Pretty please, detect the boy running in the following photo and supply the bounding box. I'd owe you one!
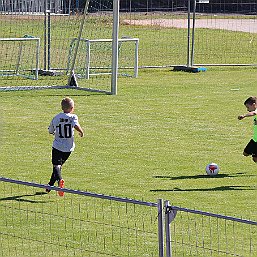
[238,96,257,163]
[46,97,84,196]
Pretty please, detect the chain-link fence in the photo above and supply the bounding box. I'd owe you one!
[1,0,257,92]
[1,177,257,257]
[0,177,163,257]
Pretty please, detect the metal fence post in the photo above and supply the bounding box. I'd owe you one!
[157,199,164,257]
[164,200,177,257]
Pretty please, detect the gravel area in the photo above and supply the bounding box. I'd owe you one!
[123,18,257,33]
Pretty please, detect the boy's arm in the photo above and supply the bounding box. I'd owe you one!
[238,111,257,120]
[75,124,84,137]
[48,120,55,134]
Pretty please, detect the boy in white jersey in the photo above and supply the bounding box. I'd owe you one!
[46,97,84,196]
[238,96,257,163]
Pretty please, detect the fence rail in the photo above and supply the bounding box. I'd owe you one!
[0,177,163,257]
[0,177,256,257]
[165,201,257,257]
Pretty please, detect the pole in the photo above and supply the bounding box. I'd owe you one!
[67,0,90,86]
[191,0,196,67]
[47,10,51,70]
[111,0,120,95]
[165,200,172,257]
[187,0,191,67]
[44,0,47,70]
[157,199,164,257]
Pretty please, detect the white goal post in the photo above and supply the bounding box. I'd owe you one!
[67,37,139,79]
[0,37,40,80]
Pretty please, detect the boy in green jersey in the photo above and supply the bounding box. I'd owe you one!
[238,96,257,163]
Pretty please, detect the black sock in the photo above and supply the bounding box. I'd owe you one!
[54,165,62,183]
[49,166,62,185]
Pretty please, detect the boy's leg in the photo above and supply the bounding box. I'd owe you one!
[47,148,62,193]
[53,165,62,182]
[48,165,61,185]
[250,139,257,163]
[51,148,66,182]
[53,165,66,196]
[46,166,59,193]
[244,139,257,163]
[47,165,63,194]
[54,152,70,183]
[48,148,71,195]
[56,152,71,197]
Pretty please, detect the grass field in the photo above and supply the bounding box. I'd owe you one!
[1,9,257,255]
[1,66,256,218]
[0,66,257,256]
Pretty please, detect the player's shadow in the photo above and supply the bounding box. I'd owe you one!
[0,192,48,203]
[151,173,256,192]
[150,185,255,192]
[153,172,253,180]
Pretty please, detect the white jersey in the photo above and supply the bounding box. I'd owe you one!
[48,112,80,152]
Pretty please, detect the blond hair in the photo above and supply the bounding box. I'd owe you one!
[61,97,74,111]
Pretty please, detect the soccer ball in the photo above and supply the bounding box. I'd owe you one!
[205,163,220,176]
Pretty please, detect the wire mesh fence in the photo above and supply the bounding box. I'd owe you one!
[119,0,257,67]
[165,203,257,257]
[0,177,162,257]
[1,177,257,257]
[1,0,257,92]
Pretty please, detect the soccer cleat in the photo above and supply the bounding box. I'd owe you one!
[58,179,65,197]
[45,184,51,193]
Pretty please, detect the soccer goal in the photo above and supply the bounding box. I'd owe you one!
[0,0,122,95]
[67,37,139,80]
[0,37,40,80]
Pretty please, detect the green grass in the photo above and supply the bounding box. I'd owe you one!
[1,67,256,217]
[1,11,257,255]
[0,66,257,256]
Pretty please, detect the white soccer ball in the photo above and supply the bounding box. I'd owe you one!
[205,163,220,176]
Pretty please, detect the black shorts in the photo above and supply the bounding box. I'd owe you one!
[244,139,257,157]
[52,147,71,165]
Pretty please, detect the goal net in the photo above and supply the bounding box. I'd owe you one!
[0,0,121,95]
[67,37,139,79]
[0,37,40,80]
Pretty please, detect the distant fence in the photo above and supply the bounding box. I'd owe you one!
[0,177,256,257]
[119,0,257,14]
[0,0,79,14]
[1,0,257,92]
[119,0,257,68]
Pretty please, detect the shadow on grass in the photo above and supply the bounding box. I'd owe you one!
[0,192,48,203]
[26,92,106,98]
[150,185,255,192]
[153,172,254,180]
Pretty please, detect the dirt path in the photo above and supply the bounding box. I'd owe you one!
[124,19,257,33]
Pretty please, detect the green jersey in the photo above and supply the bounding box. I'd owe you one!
[253,117,257,142]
